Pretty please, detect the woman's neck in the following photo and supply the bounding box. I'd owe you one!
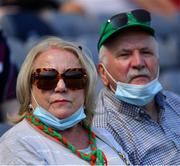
[27,119,89,149]
[59,123,89,149]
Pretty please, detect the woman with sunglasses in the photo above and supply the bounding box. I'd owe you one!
[0,37,130,165]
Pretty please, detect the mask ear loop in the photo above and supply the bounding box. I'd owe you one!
[100,63,118,93]
[30,91,39,111]
[30,90,52,111]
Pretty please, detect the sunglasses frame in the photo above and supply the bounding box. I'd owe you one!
[31,68,88,90]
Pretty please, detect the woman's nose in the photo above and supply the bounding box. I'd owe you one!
[54,79,67,92]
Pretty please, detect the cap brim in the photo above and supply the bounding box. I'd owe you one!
[98,23,155,51]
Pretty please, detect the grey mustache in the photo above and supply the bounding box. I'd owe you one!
[127,68,151,82]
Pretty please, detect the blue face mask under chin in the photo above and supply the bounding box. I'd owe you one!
[33,106,86,130]
[115,78,162,106]
[101,64,163,106]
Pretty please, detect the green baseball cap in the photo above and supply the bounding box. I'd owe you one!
[97,9,155,51]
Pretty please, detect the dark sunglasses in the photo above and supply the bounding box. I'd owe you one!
[101,9,151,36]
[31,68,87,90]
[110,9,150,28]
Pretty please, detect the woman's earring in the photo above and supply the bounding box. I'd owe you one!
[28,104,33,112]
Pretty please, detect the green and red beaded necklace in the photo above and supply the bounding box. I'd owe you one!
[25,113,108,166]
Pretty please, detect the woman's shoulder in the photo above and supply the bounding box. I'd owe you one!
[0,119,45,147]
[1,120,32,137]
[0,120,48,165]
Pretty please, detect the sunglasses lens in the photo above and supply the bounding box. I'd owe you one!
[63,70,87,90]
[32,68,87,90]
[110,10,150,29]
[36,70,59,90]
[111,13,128,28]
[132,9,151,22]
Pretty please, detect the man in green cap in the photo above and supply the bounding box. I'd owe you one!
[92,9,180,165]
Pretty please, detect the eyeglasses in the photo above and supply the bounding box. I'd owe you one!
[31,68,87,90]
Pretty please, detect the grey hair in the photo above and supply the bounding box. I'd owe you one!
[99,36,160,65]
[99,45,108,66]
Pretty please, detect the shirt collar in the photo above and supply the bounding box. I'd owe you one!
[103,87,166,120]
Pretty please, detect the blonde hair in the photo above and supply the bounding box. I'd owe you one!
[14,36,98,125]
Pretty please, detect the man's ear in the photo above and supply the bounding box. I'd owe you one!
[98,63,109,86]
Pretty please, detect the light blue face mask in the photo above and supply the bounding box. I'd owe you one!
[33,106,86,130]
[101,64,163,106]
[31,93,86,130]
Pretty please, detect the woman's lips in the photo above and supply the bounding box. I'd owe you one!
[51,99,70,105]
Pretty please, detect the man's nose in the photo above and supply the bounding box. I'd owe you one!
[131,50,145,69]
